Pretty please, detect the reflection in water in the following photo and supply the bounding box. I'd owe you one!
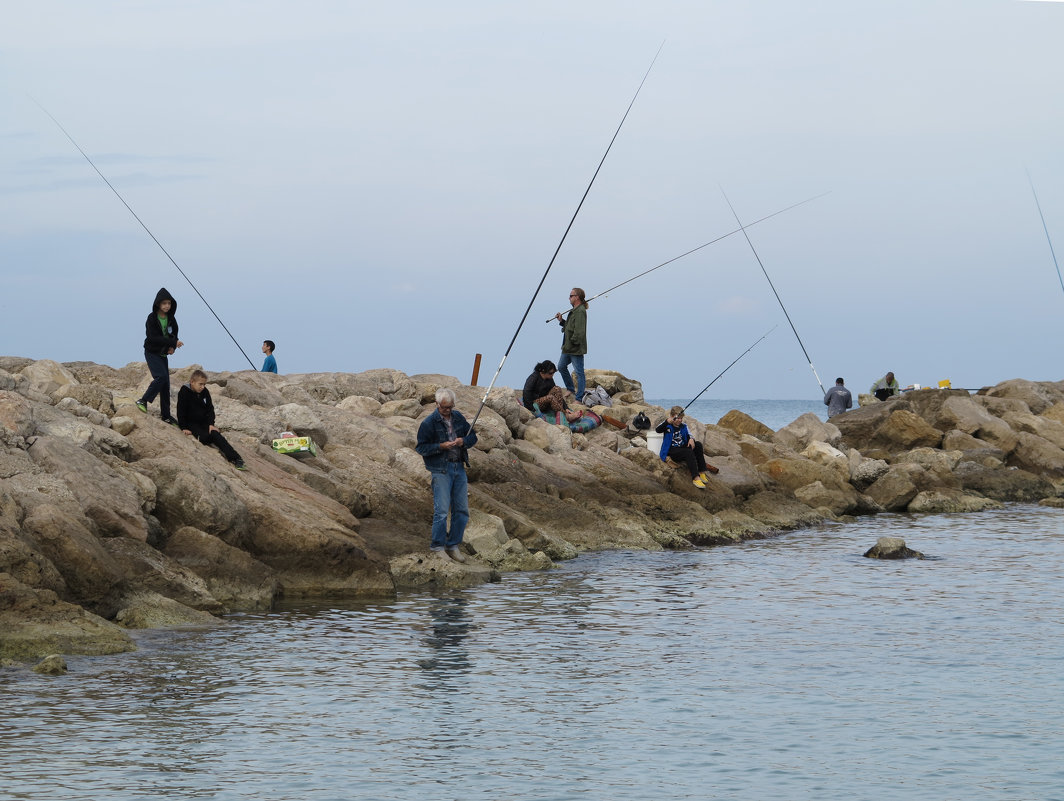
[2,506,1063,800]
[417,596,473,676]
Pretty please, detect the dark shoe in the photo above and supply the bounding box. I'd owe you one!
[233,460,246,471]
[446,547,467,563]
[135,401,148,413]
[161,416,179,427]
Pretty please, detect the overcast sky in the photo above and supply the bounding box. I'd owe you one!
[2,1,1061,399]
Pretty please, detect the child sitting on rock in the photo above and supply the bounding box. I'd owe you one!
[656,406,716,489]
[177,369,245,470]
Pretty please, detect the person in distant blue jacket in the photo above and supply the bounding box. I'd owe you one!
[261,340,277,373]
[823,377,852,418]
[415,388,478,562]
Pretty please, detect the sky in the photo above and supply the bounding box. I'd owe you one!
[2,0,1062,399]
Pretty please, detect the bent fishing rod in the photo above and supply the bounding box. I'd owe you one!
[467,42,664,429]
[1026,169,1064,298]
[720,187,826,397]
[32,98,258,370]
[683,325,777,411]
[545,192,829,323]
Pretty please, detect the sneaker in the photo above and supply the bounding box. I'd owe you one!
[445,547,467,563]
[233,460,247,471]
[692,477,707,489]
[699,471,712,482]
[135,401,147,413]
[161,416,179,427]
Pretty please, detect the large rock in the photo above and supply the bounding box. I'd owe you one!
[775,413,842,451]
[27,436,150,540]
[871,410,943,452]
[907,490,1002,514]
[864,465,923,511]
[863,537,924,559]
[163,526,279,611]
[979,379,1064,415]
[717,410,775,441]
[18,359,78,396]
[953,461,1055,502]
[0,573,135,659]
[1008,432,1064,478]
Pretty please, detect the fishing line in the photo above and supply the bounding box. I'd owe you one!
[1026,169,1064,298]
[720,187,826,397]
[544,192,829,323]
[468,42,664,428]
[683,325,776,411]
[31,98,258,370]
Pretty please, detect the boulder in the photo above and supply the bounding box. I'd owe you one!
[114,591,220,629]
[717,410,775,441]
[872,410,943,451]
[863,537,924,559]
[18,359,78,396]
[163,526,279,611]
[388,551,497,589]
[27,436,149,541]
[907,490,1002,514]
[100,537,225,613]
[864,465,923,511]
[1008,432,1064,478]
[953,462,1056,502]
[0,573,135,659]
[775,413,842,451]
[32,654,68,674]
[979,379,1064,415]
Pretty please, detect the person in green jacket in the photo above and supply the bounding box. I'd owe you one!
[870,371,900,401]
[554,287,588,400]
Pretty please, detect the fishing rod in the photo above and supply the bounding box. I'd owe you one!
[720,187,826,397]
[32,98,258,371]
[544,192,829,323]
[468,43,664,429]
[1026,169,1064,298]
[683,325,777,411]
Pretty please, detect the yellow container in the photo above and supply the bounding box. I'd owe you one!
[938,379,951,389]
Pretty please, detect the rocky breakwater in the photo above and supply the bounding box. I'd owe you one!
[2,356,1062,662]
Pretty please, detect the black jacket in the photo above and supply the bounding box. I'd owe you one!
[522,371,558,410]
[143,287,179,355]
[177,384,215,433]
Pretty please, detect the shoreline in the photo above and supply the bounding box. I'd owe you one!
[2,356,1063,666]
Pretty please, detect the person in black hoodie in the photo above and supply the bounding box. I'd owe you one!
[177,370,245,469]
[136,287,183,423]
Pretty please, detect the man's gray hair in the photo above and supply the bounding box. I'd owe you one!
[435,388,456,405]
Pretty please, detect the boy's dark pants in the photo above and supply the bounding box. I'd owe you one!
[189,426,242,464]
[667,442,708,479]
[141,351,171,418]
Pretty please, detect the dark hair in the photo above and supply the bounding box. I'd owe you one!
[535,360,557,373]
[190,369,208,381]
[836,377,845,385]
[263,340,276,352]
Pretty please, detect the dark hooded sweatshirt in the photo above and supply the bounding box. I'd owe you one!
[177,383,216,435]
[144,287,179,356]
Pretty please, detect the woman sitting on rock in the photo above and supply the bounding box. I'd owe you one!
[522,360,581,423]
[656,406,716,489]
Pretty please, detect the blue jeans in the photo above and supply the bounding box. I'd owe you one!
[557,353,585,398]
[430,462,469,549]
[141,351,171,418]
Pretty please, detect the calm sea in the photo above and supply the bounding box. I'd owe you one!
[3,506,1062,801]
[649,398,825,431]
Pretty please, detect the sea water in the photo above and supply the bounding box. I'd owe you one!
[3,506,1063,801]
[649,397,825,430]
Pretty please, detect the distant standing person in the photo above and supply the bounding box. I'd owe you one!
[135,287,183,424]
[415,388,478,563]
[261,340,277,373]
[656,406,717,489]
[824,377,852,417]
[554,287,588,401]
[177,370,245,469]
[870,372,900,402]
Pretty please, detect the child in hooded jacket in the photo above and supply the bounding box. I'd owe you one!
[656,406,717,489]
[136,287,183,423]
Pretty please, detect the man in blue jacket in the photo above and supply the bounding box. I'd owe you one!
[415,388,478,562]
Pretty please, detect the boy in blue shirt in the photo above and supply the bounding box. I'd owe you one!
[261,340,277,373]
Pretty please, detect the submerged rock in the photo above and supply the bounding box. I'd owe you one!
[863,537,925,560]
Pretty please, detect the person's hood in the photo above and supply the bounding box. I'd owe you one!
[152,287,177,315]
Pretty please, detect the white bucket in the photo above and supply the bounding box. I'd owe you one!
[646,430,663,453]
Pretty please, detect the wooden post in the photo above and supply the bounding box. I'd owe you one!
[470,353,482,386]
